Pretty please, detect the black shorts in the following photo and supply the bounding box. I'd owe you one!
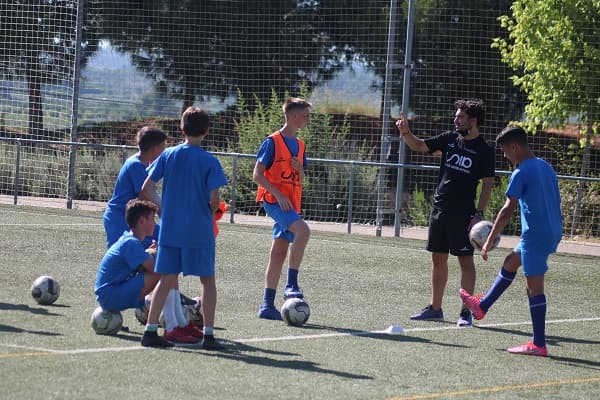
[426,207,474,256]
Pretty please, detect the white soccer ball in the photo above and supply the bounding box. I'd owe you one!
[183,296,203,327]
[91,307,123,335]
[134,295,152,325]
[31,275,60,305]
[281,298,310,326]
[469,220,500,251]
[134,295,165,327]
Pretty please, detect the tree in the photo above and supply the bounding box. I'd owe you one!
[493,0,600,133]
[92,0,363,112]
[493,0,600,234]
[0,1,99,139]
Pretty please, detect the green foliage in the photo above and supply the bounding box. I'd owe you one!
[231,85,375,220]
[0,143,68,197]
[493,0,600,131]
[484,175,521,236]
[559,178,600,237]
[407,185,431,226]
[0,142,121,202]
[74,147,125,201]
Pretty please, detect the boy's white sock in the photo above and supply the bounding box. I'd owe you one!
[163,290,179,332]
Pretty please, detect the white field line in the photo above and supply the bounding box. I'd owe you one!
[236,316,600,343]
[1,316,599,356]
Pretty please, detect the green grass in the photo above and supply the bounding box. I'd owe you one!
[1,204,599,399]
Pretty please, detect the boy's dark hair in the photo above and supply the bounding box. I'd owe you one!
[283,97,312,114]
[125,199,158,229]
[180,106,211,137]
[455,99,485,125]
[496,125,529,147]
[136,126,167,152]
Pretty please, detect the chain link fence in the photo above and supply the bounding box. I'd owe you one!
[1,1,599,238]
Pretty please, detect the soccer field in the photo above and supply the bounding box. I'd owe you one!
[1,204,599,400]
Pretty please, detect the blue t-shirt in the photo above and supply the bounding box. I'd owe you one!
[94,231,151,293]
[147,143,228,248]
[256,134,308,169]
[106,153,147,213]
[103,153,148,247]
[507,157,562,251]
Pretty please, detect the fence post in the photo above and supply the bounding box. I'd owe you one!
[394,0,416,237]
[376,0,400,237]
[347,161,355,234]
[65,0,85,209]
[230,153,238,224]
[13,139,21,205]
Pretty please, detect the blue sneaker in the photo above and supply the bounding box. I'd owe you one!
[410,305,444,321]
[456,308,472,327]
[257,304,282,320]
[283,286,304,300]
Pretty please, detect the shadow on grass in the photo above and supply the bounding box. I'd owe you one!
[0,323,62,336]
[298,323,469,348]
[175,340,374,380]
[0,302,64,316]
[477,325,600,346]
[478,325,600,369]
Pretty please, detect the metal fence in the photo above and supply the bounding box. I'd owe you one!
[1,136,599,239]
[1,1,599,238]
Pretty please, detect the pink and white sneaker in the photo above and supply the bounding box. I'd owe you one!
[507,341,548,357]
[459,288,486,320]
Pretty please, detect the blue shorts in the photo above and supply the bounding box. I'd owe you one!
[515,241,553,276]
[155,245,215,277]
[263,201,302,242]
[96,273,145,311]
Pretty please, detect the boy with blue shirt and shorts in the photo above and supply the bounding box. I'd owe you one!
[460,126,562,357]
[103,126,167,248]
[253,97,311,320]
[140,107,228,349]
[95,200,161,313]
[95,200,202,341]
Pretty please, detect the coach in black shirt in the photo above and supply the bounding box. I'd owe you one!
[396,99,495,327]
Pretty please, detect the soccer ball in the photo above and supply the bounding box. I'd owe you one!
[134,295,152,325]
[469,220,500,251]
[281,298,310,326]
[91,307,123,335]
[183,296,203,327]
[31,275,60,305]
[134,296,165,327]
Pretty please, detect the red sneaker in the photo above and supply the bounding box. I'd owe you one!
[181,322,203,338]
[164,327,199,344]
[507,341,548,357]
[459,288,486,320]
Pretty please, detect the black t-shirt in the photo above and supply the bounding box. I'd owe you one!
[425,131,495,211]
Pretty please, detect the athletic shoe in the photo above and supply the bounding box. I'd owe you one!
[257,304,283,320]
[164,327,199,344]
[283,285,304,299]
[456,308,473,327]
[201,335,223,351]
[459,288,486,320]
[181,322,203,338]
[410,305,444,321]
[141,331,174,348]
[507,341,548,357]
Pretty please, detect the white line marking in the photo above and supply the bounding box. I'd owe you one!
[1,317,598,355]
[234,316,600,343]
